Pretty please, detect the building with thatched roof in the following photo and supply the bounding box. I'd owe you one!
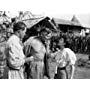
[51,16,84,36]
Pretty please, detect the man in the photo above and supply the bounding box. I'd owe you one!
[7,22,33,79]
[24,30,46,79]
[23,27,52,79]
[53,38,77,79]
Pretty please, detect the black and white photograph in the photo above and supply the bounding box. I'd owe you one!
[0,11,90,79]
[0,0,90,81]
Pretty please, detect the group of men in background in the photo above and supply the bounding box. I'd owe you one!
[60,32,90,54]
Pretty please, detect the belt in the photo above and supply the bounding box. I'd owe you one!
[58,67,66,70]
[7,63,20,71]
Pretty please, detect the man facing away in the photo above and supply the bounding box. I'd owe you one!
[6,22,34,79]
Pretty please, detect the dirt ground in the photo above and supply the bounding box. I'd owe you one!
[1,53,90,79]
[48,53,90,79]
[74,67,90,79]
[73,53,90,79]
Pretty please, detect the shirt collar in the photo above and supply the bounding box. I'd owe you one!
[13,34,20,42]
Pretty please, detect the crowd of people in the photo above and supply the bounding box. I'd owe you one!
[52,33,90,54]
[59,32,90,54]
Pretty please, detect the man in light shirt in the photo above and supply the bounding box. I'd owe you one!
[53,38,77,79]
[7,22,33,79]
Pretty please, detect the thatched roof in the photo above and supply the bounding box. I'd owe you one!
[73,15,90,29]
[22,16,50,28]
[15,11,51,28]
[52,18,72,25]
[52,17,82,27]
[0,15,11,24]
[15,11,57,32]
[71,15,82,26]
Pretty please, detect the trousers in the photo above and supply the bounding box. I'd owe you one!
[28,60,44,79]
[8,67,24,79]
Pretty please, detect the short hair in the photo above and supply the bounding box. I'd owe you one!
[13,22,26,32]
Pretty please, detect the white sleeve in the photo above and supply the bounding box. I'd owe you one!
[8,40,25,69]
[68,51,77,65]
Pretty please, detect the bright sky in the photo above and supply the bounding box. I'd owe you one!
[0,0,90,17]
[0,0,90,27]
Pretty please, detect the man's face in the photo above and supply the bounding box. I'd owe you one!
[20,27,27,39]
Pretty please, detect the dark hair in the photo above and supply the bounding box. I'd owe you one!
[13,22,26,32]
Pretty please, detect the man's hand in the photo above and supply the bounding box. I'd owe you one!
[25,56,34,63]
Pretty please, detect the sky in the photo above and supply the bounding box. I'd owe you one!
[0,0,90,17]
[0,0,90,27]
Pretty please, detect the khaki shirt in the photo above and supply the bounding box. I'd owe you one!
[24,36,46,60]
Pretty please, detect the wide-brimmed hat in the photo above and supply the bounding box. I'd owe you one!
[58,38,65,46]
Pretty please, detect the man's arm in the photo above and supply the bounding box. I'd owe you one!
[25,56,34,63]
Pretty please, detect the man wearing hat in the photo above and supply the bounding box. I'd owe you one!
[52,38,77,79]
